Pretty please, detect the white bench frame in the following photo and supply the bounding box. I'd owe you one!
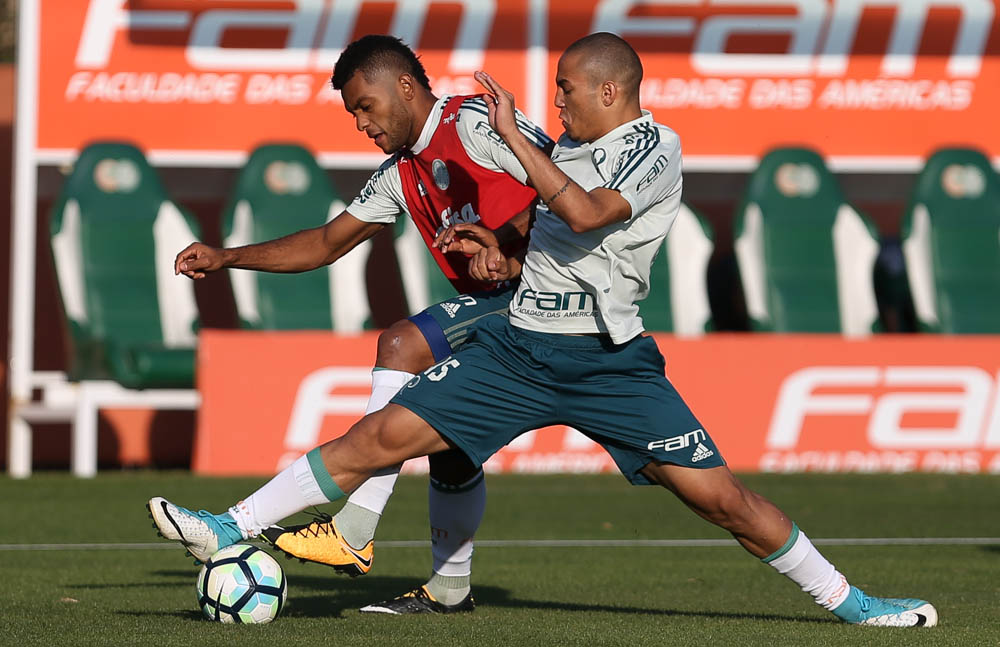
[8,371,200,478]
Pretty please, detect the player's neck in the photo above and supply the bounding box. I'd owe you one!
[587,105,644,143]
[405,90,440,148]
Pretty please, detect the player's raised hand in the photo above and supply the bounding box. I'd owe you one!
[174,242,224,279]
[474,71,518,141]
[434,223,500,255]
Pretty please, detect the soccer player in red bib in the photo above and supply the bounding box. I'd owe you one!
[171,35,552,613]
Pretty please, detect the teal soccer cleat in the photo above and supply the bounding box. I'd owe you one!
[147,497,244,562]
[832,586,938,627]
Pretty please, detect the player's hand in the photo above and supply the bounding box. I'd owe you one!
[174,242,224,279]
[474,71,518,142]
[434,223,500,255]
[468,246,518,282]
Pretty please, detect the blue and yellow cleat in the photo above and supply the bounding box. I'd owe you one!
[147,497,244,563]
[832,586,937,627]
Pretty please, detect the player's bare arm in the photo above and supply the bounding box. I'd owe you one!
[474,71,630,234]
[174,211,384,279]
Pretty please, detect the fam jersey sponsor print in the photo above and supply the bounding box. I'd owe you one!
[347,95,551,294]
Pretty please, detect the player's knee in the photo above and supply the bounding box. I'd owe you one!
[428,450,480,486]
[375,319,435,373]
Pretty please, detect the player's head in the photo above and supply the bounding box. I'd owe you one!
[332,35,434,154]
[555,33,643,142]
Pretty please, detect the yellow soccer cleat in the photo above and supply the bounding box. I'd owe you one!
[260,514,373,577]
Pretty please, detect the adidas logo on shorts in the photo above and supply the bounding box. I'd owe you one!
[440,302,461,319]
[691,443,715,463]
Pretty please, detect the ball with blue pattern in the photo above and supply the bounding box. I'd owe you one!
[196,544,287,623]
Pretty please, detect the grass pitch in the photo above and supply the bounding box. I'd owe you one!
[1,472,998,646]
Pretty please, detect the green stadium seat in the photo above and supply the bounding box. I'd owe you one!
[50,142,201,388]
[733,148,881,336]
[902,148,1000,333]
[640,202,714,335]
[222,144,371,331]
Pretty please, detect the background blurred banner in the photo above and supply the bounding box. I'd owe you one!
[193,330,1000,476]
[35,0,1000,167]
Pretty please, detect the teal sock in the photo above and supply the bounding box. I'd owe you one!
[306,447,346,501]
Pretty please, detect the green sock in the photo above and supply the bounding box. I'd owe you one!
[426,572,471,607]
[333,502,381,549]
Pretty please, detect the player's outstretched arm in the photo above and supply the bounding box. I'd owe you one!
[174,211,384,279]
[474,71,630,233]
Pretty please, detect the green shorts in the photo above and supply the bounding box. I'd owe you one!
[408,283,516,361]
[392,314,726,485]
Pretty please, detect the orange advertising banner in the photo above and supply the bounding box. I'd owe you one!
[34,1,1000,166]
[193,330,1000,476]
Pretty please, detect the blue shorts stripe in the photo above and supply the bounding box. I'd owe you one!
[409,310,453,362]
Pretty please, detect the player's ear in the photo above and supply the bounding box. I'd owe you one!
[601,81,617,107]
[398,73,416,101]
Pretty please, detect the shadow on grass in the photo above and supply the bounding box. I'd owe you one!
[117,571,832,625]
[117,609,204,621]
[109,572,832,624]
[68,569,194,590]
[479,593,833,625]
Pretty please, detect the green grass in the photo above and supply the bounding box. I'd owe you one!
[1,473,998,646]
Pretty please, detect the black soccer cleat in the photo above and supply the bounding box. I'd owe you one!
[359,585,475,615]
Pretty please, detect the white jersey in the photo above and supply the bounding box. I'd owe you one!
[509,111,683,344]
[347,95,547,225]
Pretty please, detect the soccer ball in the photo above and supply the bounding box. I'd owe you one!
[196,544,287,623]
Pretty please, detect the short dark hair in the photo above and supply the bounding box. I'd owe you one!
[331,35,432,91]
[565,32,643,98]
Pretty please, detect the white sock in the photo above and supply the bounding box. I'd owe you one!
[229,450,343,538]
[424,470,486,606]
[341,369,414,515]
[763,524,852,611]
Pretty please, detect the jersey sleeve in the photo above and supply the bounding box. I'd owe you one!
[603,128,682,221]
[346,157,407,224]
[457,97,552,185]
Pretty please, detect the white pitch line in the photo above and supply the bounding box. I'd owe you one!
[0,538,998,551]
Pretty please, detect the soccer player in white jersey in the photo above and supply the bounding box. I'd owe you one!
[153,33,936,627]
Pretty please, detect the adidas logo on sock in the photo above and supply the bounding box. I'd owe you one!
[440,302,461,319]
[691,443,715,463]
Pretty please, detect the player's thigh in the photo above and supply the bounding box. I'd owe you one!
[566,336,726,485]
[391,314,558,470]
[408,282,516,363]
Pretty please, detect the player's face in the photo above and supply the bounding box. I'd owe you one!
[341,71,413,154]
[554,51,603,143]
